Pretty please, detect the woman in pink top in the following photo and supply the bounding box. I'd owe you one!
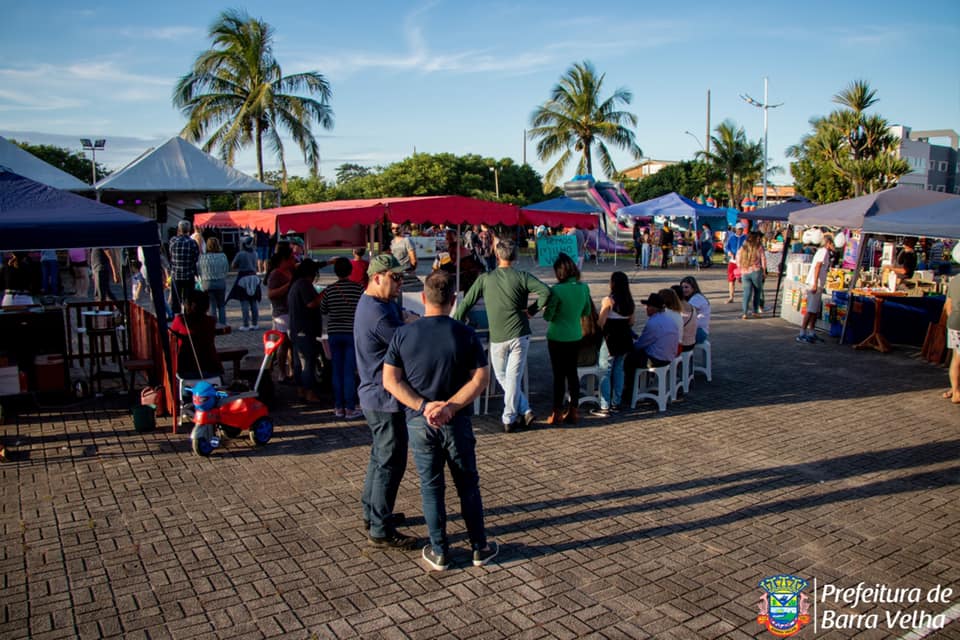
[68,248,90,298]
[736,231,767,319]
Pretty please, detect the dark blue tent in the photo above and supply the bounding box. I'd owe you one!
[520,197,600,229]
[741,196,814,222]
[0,169,171,398]
[523,196,600,214]
[0,169,160,249]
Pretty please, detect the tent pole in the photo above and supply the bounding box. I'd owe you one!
[771,224,792,318]
[455,223,461,300]
[840,232,868,345]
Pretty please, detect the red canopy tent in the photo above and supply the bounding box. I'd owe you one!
[194,195,525,233]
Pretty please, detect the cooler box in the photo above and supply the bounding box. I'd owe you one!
[34,355,65,392]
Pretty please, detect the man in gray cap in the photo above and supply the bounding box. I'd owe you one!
[354,254,418,549]
[169,220,200,314]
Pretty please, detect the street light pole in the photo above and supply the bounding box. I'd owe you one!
[80,138,106,186]
[489,165,500,199]
[740,78,782,208]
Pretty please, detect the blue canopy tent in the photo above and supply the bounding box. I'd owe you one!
[617,192,728,267]
[0,169,170,402]
[521,197,602,263]
[860,197,960,239]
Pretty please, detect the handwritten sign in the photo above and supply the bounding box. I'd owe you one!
[537,235,579,267]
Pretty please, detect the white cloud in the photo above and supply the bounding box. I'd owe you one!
[113,25,204,41]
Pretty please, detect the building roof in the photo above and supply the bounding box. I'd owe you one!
[95,136,275,194]
[0,136,91,191]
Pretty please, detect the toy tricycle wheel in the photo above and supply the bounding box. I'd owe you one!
[249,417,273,446]
[191,424,216,457]
[220,426,241,439]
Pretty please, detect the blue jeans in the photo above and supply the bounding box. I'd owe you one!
[207,287,227,325]
[361,409,408,538]
[742,270,763,316]
[240,299,259,327]
[408,415,486,555]
[597,341,625,410]
[292,333,317,392]
[489,336,530,425]
[41,259,59,294]
[641,244,651,269]
[328,333,357,410]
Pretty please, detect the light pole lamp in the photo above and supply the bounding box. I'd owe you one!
[740,78,782,208]
[489,165,500,199]
[80,138,106,186]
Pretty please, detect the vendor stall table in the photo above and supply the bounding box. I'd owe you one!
[851,290,908,353]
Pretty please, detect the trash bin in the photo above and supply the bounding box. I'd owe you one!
[132,405,156,432]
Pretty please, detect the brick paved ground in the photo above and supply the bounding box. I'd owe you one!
[2,260,958,639]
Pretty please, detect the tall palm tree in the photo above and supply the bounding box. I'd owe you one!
[173,9,334,188]
[529,61,642,191]
[699,120,779,207]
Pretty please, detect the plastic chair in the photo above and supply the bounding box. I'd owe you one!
[693,340,712,382]
[668,351,696,401]
[631,364,670,412]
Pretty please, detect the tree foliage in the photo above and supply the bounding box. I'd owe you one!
[173,9,334,186]
[787,80,909,201]
[529,60,643,192]
[206,152,548,209]
[12,141,109,184]
[623,161,712,203]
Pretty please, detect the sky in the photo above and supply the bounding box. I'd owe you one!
[2,0,959,187]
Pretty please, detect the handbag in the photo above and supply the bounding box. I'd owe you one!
[140,386,168,417]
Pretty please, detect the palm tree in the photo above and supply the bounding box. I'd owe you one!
[699,120,779,208]
[173,9,333,189]
[529,61,642,191]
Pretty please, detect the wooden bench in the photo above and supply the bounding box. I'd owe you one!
[216,348,248,381]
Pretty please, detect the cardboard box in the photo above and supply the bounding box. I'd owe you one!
[0,366,20,395]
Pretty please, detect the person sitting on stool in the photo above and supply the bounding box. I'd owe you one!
[623,292,680,406]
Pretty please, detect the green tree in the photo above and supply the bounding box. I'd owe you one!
[335,163,372,184]
[788,80,909,200]
[624,161,712,203]
[173,8,334,189]
[528,60,642,191]
[13,141,109,185]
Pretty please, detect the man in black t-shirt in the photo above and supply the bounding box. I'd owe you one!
[383,271,499,571]
[894,237,919,282]
[287,259,323,402]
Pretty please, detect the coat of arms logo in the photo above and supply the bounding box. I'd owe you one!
[758,574,811,637]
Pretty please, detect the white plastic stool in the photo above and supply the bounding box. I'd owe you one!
[631,364,670,412]
[668,356,684,402]
[693,340,712,382]
[679,350,695,396]
[564,364,603,407]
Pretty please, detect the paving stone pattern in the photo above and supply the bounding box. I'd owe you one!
[2,261,959,639]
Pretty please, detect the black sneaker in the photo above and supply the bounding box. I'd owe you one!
[609,404,621,413]
[422,545,449,571]
[368,531,418,550]
[472,541,499,567]
[502,421,512,433]
[523,411,535,427]
[363,512,406,531]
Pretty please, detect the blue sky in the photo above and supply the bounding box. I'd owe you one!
[2,0,959,187]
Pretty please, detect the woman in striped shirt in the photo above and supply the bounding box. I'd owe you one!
[319,258,364,419]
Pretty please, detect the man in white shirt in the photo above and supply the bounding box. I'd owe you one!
[797,233,834,344]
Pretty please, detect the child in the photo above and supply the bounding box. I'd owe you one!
[129,259,148,305]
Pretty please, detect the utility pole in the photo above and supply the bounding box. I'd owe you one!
[740,78,783,208]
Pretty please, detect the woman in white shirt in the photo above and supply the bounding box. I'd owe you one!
[680,276,711,344]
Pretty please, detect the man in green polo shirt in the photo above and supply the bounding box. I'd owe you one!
[454,238,551,432]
